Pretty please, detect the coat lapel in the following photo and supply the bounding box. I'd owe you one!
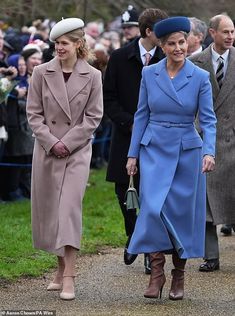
[192,46,220,105]
[66,59,91,103]
[150,46,165,65]
[173,60,192,92]
[154,59,192,106]
[214,48,235,110]
[44,58,71,119]
[154,59,181,105]
[127,38,143,65]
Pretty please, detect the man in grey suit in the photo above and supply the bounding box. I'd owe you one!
[190,14,235,271]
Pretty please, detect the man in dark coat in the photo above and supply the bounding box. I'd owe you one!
[103,8,168,273]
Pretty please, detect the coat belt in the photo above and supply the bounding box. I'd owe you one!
[149,121,194,128]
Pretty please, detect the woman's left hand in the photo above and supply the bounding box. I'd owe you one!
[202,155,215,173]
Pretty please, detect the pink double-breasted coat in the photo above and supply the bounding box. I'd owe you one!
[26,57,103,256]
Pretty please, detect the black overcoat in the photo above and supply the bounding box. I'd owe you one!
[103,37,164,184]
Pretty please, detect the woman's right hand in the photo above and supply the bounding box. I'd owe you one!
[126,157,138,176]
[202,155,215,173]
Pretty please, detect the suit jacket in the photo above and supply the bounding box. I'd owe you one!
[103,37,165,184]
[27,57,103,255]
[190,45,235,224]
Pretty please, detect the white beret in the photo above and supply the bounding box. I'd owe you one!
[22,43,42,52]
[49,18,84,42]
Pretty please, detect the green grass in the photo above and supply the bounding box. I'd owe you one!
[0,168,125,280]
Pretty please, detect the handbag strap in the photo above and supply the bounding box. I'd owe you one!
[129,175,134,189]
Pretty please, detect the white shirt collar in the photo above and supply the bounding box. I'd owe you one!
[211,45,229,64]
[138,39,156,65]
[189,46,203,56]
[211,45,230,75]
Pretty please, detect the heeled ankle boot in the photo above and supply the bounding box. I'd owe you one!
[144,252,166,299]
[169,252,186,300]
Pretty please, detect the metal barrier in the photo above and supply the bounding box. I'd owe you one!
[0,136,111,168]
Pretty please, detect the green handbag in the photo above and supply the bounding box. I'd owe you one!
[124,175,140,210]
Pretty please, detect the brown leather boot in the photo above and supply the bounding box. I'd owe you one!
[144,252,166,299]
[169,252,186,300]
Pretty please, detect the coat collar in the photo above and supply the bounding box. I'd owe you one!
[127,37,165,65]
[154,58,194,106]
[127,37,143,64]
[44,57,91,119]
[215,47,235,110]
[191,45,220,101]
[194,45,235,110]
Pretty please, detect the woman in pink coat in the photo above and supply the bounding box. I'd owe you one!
[26,18,103,300]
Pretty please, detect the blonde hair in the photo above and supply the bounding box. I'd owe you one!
[65,28,94,60]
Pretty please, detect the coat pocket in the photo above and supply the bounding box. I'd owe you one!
[182,137,202,150]
[79,89,88,95]
[140,129,152,146]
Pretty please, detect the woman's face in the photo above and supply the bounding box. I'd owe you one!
[27,52,42,74]
[18,57,27,76]
[162,32,188,64]
[55,35,79,61]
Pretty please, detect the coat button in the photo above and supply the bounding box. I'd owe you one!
[67,122,71,126]
[51,120,56,124]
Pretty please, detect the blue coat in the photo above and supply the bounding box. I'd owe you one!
[127,58,217,259]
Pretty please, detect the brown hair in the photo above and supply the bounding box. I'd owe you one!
[138,8,168,38]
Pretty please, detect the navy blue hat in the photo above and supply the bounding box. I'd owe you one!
[121,5,139,27]
[154,16,191,38]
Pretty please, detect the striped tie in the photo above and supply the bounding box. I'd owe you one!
[216,56,224,88]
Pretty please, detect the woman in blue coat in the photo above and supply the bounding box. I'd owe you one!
[126,17,216,301]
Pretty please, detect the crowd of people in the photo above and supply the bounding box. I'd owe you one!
[0,4,235,302]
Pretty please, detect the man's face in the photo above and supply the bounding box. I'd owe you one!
[122,25,140,41]
[210,17,235,54]
[187,31,202,55]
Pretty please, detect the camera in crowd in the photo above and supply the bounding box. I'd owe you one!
[3,70,14,76]
[0,67,14,77]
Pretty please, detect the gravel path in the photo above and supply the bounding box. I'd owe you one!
[1,233,234,316]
